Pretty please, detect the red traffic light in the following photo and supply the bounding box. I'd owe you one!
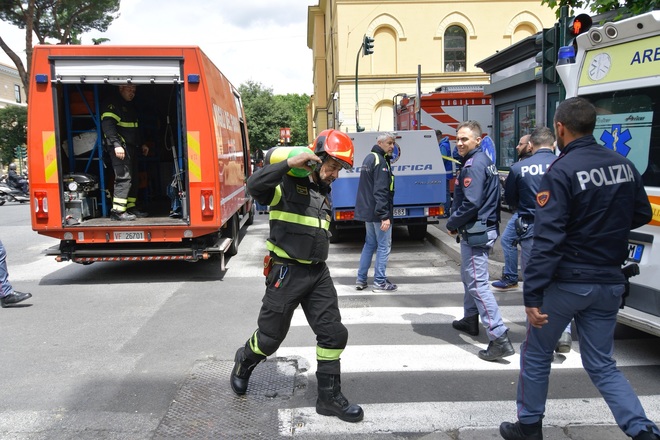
[569,14,592,36]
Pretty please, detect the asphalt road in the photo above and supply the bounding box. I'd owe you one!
[1,203,658,439]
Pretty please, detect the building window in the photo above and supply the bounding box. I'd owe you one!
[14,85,21,103]
[444,26,466,72]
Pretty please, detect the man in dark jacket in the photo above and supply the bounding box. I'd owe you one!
[7,163,28,194]
[447,120,513,362]
[354,132,397,292]
[230,129,364,423]
[101,84,150,221]
[500,98,658,440]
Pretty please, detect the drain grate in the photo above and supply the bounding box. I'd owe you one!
[154,358,302,439]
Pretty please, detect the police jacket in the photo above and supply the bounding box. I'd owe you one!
[101,94,142,149]
[504,149,556,219]
[247,160,331,263]
[523,135,653,308]
[446,146,500,232]
[354,145,394,222]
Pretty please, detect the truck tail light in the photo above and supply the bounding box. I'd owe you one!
[427,206,443,217]
[34,191,49,219]
[334,210,354,221]
[201,190,214,217]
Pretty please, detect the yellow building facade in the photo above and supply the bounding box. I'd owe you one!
[307,0,556,138]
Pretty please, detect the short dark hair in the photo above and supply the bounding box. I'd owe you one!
[529,126,554,148]
[554,97,596,136]
[456,120,482,139]
[435,129,443,137]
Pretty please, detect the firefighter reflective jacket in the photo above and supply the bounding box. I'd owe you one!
[247,160,331,263]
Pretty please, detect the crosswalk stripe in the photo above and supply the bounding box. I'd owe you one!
[289,305,529,326]
[275,340,660,374]
[277,396,660,436]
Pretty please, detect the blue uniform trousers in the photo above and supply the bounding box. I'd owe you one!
[500,213,519,283]
[460,230,508,340]
[516,281,658,437]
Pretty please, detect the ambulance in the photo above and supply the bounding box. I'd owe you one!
[27,45,254,269]
[556,11,660,336]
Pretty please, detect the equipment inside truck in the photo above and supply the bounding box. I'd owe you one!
[56,81,186,225]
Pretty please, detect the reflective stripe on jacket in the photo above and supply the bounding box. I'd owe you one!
[248,160,331,263]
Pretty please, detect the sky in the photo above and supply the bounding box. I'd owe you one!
[0,0,318,95]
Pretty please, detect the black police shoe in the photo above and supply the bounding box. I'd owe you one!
[452,314,479,336]
[634,426,660,440]
[500,420,543,440]
[478,332,515,361]
[0,291,32,308]
[110,210,137,221]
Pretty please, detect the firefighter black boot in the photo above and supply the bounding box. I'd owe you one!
[315,372,364,423]
[230,345,263,395]
[499,420,543,440]
[452,313,479,336]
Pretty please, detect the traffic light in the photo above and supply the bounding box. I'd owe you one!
[362,35,374,56]
[535,25,559,84]
[14,145,27,159]
[564,14,592,51]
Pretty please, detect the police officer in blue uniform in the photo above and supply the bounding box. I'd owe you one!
[230,129,364,423]
[504,127,556,274]
[500,98,659,440]
[504,127,573,353]
[447,120,514,361]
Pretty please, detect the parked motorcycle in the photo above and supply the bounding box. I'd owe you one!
[0,178,29,204]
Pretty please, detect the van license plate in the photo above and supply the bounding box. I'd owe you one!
[113,231,145,241]
[393,208,406,217]
[627,243,644,263]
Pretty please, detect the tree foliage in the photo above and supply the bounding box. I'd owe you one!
[542,0,659,17]
[0,105,27,167]
[0,0,120,97]
[238,80,309,157]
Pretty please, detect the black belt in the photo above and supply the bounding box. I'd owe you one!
[270,254,320,266]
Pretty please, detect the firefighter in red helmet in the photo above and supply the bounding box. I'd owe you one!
[231,129,363,423]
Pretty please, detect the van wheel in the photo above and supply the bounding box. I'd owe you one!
[407,224,427,241]
[225,214,240,256]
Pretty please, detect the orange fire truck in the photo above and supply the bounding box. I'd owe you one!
[394,86,492,140]
[27,45,254,269]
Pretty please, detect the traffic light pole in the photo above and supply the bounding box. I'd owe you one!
[355,41,364,132]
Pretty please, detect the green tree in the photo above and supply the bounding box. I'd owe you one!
[239,80,309,156]
[542,0,658,16]
[0,0,120,98]
[274,93,310,146]
[0,106,28,167]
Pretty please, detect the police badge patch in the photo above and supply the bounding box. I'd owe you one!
[463,177,472,188]
[537,190,550,207]
[296,185,309,196]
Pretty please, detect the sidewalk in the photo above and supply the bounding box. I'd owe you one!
[428,209,514,280]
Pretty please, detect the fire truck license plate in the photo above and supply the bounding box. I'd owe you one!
[627,243,644,263]
[393,208,406,217]
[113,231,145,241]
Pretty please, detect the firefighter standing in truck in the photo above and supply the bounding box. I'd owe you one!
[230,129,364,423]
[101,84,150,221]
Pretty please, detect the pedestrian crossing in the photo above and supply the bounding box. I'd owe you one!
[268,237,660,437]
